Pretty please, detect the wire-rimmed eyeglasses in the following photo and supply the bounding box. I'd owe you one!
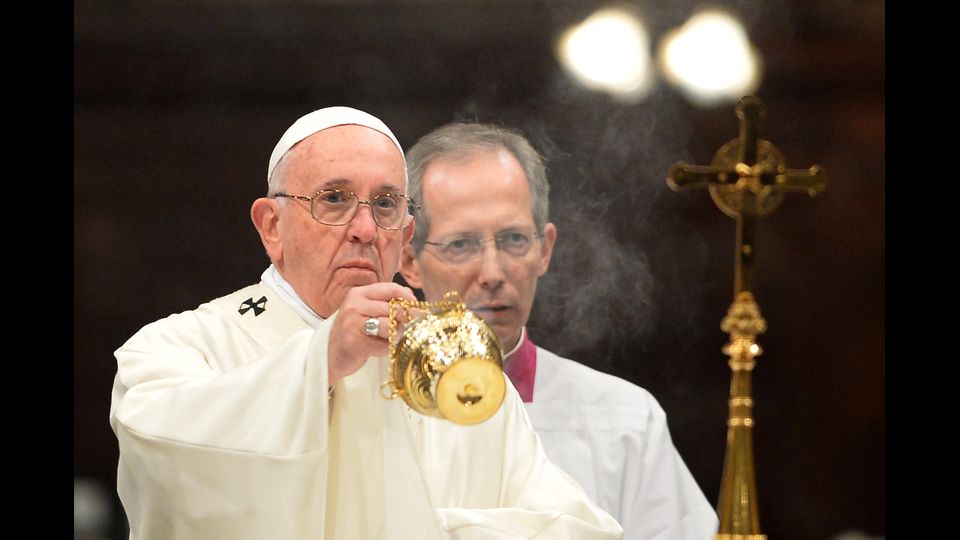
[273,189,419,230]
[423,228,542,265]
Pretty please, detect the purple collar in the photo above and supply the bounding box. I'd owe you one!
[503,331,537,403]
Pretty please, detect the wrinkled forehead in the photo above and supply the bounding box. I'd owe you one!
[268,106,405,185]
[283,129,408,195]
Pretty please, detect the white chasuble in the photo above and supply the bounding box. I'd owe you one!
[523,347,718,540]
[111,283,622,539]
[325,349,445,540]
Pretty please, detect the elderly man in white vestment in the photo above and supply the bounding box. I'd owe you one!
[399,122,719,540]
[109,107,624,540]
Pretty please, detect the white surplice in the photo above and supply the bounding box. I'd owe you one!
[513,336,718,540]
[109,281,622,540]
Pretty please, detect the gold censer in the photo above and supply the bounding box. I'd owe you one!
[381,292,506,425]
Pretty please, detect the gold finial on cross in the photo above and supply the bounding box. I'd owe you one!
[666,96,827,540]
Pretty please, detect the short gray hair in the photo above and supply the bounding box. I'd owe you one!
[406,122,549,252]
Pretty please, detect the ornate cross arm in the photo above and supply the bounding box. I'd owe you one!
[772,165,827,197]
[668,162,826,196]
[667,163,745,190]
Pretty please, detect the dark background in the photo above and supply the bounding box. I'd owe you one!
[74,1,883,538]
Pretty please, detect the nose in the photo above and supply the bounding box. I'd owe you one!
[476,242,506,290]
[347,203,378,244]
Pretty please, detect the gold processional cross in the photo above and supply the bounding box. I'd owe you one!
[667,96,827,539]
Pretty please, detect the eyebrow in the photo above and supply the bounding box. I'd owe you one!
[439,227,533,239]
[313,178,405,194]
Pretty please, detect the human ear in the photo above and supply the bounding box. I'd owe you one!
[537,222,557,277]
[251,198,282,264]
[399,244,424,289]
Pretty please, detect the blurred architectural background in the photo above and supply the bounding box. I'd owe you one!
[75,1,883,538]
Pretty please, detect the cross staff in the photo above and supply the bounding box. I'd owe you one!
[667,96,827,296]
[666,96,827,539]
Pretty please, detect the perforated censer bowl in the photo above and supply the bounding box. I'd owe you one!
[391,307,505,425]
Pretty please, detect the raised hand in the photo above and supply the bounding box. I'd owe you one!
[327,282,418,387]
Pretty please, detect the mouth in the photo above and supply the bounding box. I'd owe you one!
[339,260,378,274]
[469,304,512,318]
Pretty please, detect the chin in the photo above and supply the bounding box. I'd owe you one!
[341,271,380,287]
[491,325,521,350]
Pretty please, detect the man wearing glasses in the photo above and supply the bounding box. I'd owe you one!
[109,107,622,539]
[399,122,718,540]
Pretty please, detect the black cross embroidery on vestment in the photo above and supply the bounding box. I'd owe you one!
[239,296,268,316]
